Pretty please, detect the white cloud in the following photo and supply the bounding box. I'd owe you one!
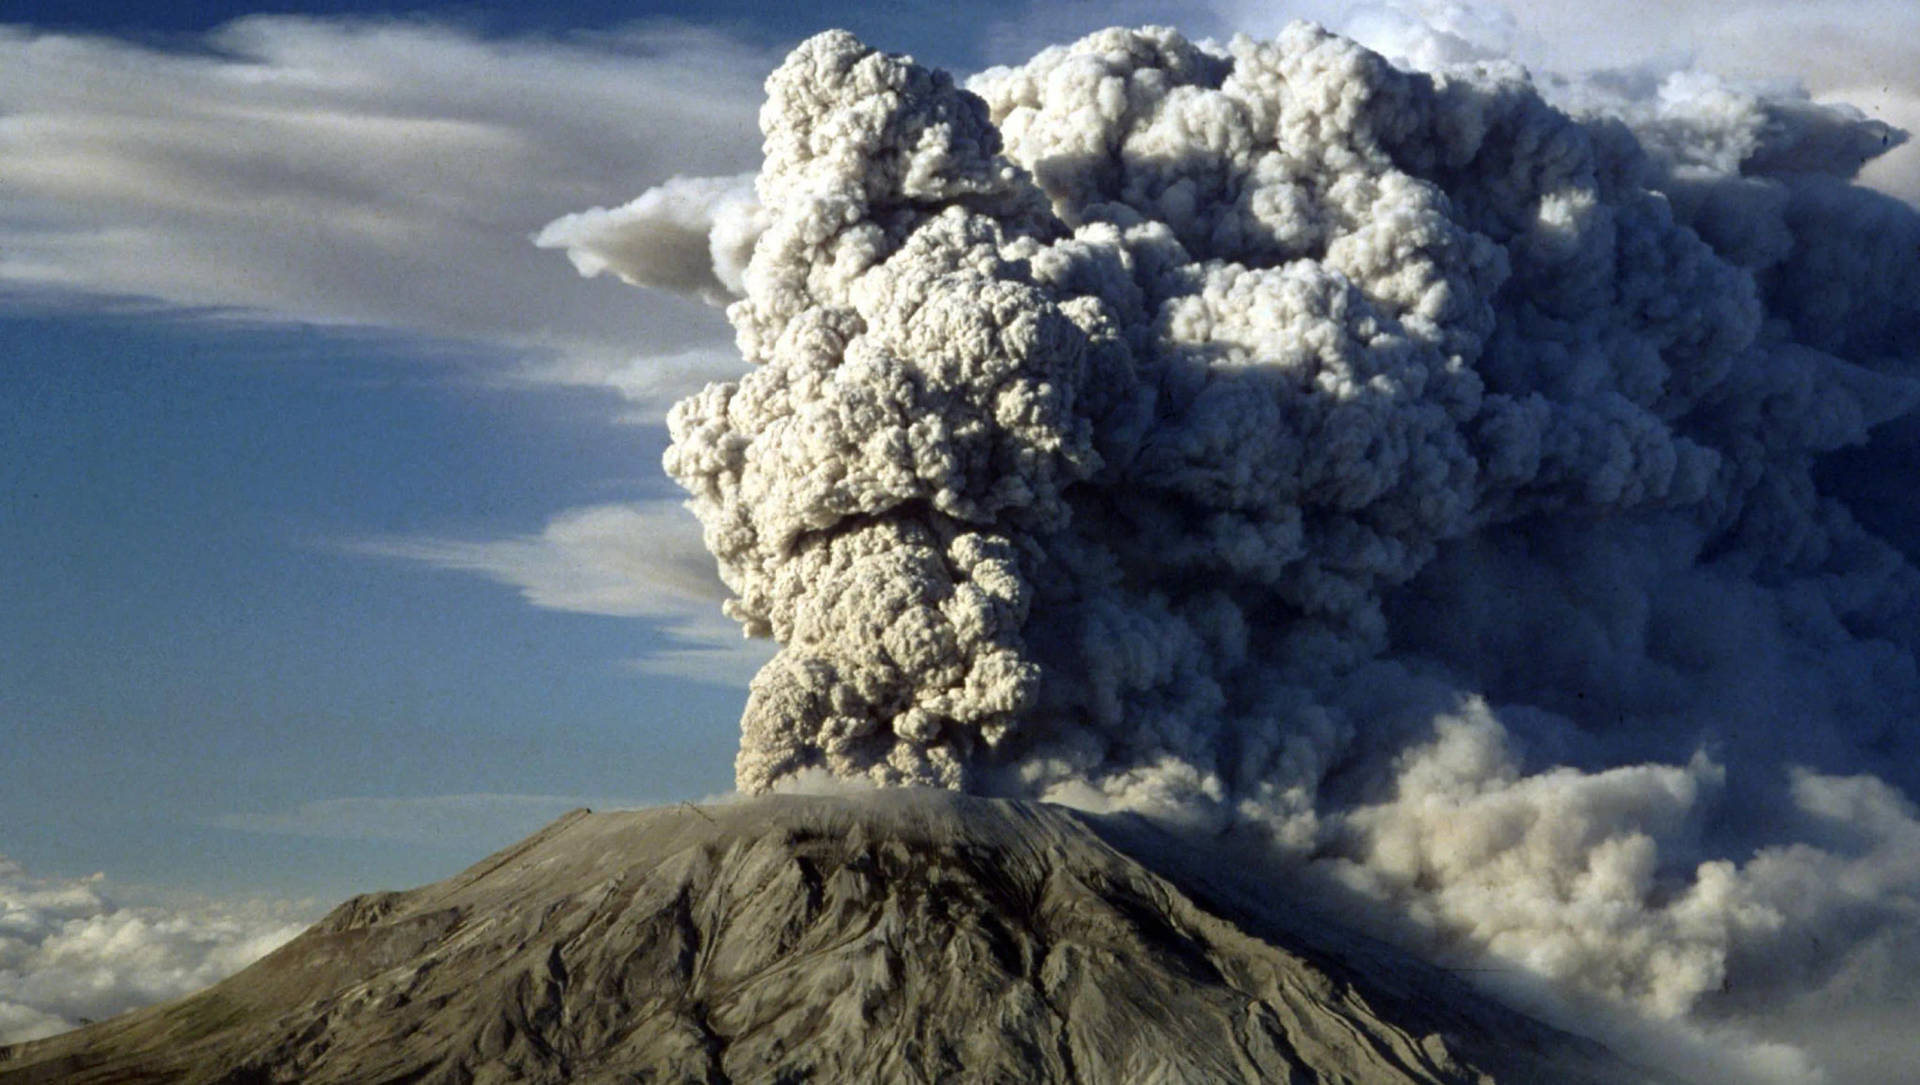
[0,855,309,1045]
[351,500,772,684]
[0,16,768,367]
[210,793,641,847]
[519,343,751,421]
[0,17,789,682]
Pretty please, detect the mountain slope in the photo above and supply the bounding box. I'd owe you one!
[0,792,1671,1084]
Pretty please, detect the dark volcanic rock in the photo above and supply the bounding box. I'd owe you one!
[0,792,1671,1084]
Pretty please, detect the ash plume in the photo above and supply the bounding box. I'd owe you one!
[545,21,1920,1082]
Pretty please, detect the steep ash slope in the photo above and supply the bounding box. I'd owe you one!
[0,793,1669,1084]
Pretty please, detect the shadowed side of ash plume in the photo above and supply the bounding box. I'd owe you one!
[0,794,1672,1085]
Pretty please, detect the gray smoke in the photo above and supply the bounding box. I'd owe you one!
[545,22,1920,1083]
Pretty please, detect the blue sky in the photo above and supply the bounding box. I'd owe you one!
[0,306,748,897]
[3,0,1916,932]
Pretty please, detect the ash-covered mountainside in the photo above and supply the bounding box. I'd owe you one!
[0,793,1668,1085]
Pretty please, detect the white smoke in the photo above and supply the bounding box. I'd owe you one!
[543,21,1920,1083]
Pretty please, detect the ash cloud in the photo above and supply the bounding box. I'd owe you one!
[545,20,1920,1082]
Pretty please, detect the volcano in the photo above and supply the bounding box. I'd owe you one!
[0,791,1673,1084]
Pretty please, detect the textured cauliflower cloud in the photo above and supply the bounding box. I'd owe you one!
[545,21,1920,1080]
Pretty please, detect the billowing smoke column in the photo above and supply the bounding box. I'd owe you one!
[545,22,1920,1081]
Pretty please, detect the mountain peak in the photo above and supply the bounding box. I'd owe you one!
[0,792,1669,1084]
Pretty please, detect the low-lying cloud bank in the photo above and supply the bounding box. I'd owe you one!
[547,16,1920,1083]
[0,856,308,1045]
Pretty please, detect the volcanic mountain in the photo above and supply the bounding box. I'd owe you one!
[0,792,1674,1084]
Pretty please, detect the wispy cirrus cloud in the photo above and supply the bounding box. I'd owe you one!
[349,500,772,684]
[0,15,790,686]
[0,16,790,677]
[0,16,768,387]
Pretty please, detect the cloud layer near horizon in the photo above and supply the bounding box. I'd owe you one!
[0,856,308,1046]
